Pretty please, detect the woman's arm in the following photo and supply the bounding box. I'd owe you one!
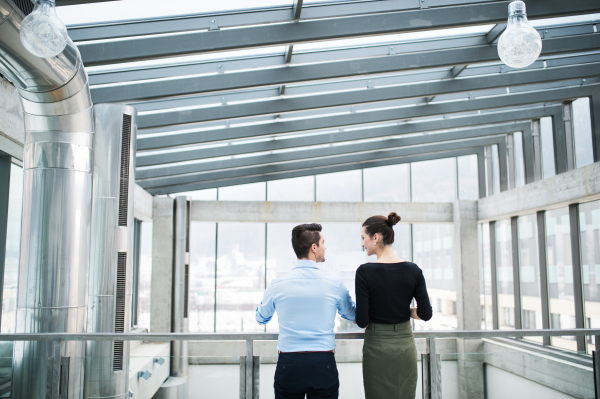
[410,307,422,320]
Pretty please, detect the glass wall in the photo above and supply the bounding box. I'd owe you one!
[363,164,410,202]
[411,158,456,202]
[137,221,153,330]
[412,224,455,330]
[316,170,362,202]
[479,223,493,330]
[513,132,525,188]
[216,222,266,332]
[219,182,266,201]
[267,176,315,201]
[189,222,217,332]
[518,214,542,342]
[572,98,594,169]
[578,200,600,354]
[2,164,23,333]
[545,208,577,351]
[457,154,479,200]
[540,117,556,179]
[495,220,514,330]
[491,145,501,195]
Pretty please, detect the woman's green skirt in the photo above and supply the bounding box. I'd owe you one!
[362,321,418,399]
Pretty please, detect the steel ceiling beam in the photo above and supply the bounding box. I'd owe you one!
[137,84,595,150]
[138,135,506,192]
[144,147,485,195]
[135,62,600,126]
[137,122,521,181]
[91,33,600,104]
[77,0,600,66]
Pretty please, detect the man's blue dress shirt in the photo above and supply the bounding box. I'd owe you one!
[256,259,356,352]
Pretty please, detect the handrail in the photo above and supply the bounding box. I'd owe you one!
[0,328,598,341]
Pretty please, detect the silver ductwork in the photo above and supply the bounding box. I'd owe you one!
[0,1,93,398]
[85,104,136,399]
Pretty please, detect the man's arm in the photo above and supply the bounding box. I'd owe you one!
[337,280,356,322]
[256,282,276,325]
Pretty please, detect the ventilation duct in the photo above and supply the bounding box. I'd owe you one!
[0,0,94,397]
[85,104,137,399]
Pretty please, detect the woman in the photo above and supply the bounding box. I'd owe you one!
[355,212,432,399]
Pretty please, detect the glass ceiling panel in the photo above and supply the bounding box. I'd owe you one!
[58,0,292,26]
[293,25,493,52]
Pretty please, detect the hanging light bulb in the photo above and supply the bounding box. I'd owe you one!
[20,0,68,58]
[497,1,542,69]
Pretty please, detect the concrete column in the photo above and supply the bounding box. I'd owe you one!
[150,196,175,333]
[0,154,10,331]
[453,200,484,399]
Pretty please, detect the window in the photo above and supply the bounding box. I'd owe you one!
[545,208,577,351]
[578,200,600,354]
[411,158,456,202]
[219,182,266,201]
[571,98,594,169]
[267,176,315,201]
[518,214,542,342]
[136,221,153,330]
[363,164,410,202]
[316,170,362,202]
[540,117,556,178]
[457,154,479,200]
[413,223,455,330]
[189,222,217,332]
[496,220,514,330]
[513,132,525,187]
[2,164,23,333]
[479,223,493,330]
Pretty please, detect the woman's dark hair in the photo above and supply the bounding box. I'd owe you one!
[291,223,322,258]
[362,212,401,246]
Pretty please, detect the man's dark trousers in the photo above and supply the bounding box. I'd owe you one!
[274,352,339,399]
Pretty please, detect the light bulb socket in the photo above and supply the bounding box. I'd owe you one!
[508,1,526,16]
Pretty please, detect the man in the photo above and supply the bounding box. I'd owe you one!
[256,223,356,399]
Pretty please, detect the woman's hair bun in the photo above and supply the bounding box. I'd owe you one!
[387,212,401,226]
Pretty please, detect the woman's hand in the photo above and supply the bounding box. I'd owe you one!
[410,307,422,321]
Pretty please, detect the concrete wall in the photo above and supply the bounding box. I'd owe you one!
[191,200,453,223]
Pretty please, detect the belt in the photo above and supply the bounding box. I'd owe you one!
[366,322,412,331]
[278,350,335,353]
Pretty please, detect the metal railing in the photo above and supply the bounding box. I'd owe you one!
[1,329,598,399]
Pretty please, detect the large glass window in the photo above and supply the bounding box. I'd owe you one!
[137,221,153,330]
[518,215,542,343]
[513,132,525,188]
[267,176,315,201]
[216,222,265,332]
[578,200,600,354]
[491,145,501,195]
[479,223,493,330]
[540,117,556,179]
[363,164,410,202]
[572,98,594,169]
[411,158,456,202]
[316,170,362,202]
[457,154,479,200]
[545,208,577,351]
[2,164,23,333]
[495,220,514,330]
[174,188,217,201]
[219,182,266,201]
[189,222,217,332]
[412,224,455,330]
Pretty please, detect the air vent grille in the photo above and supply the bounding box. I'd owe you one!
[113,252,127,371]
[118,114,132,227]
[12,0,34,15]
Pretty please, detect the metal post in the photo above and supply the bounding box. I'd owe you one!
[552,109,569,174]
[497,139,509,192]
[239,356,246,399]
[511,216,522,331]
[507,134,515,190]
[422,352,431,399]
[246,339,254,399]
[485,147,494,196]
[489,221,499,330]
[522,123,535,184]
[477,149,486,199]
[430,337,441,399]
[568,204,586,352]
[253,356,260,399]
[563,102,575,171]
[0,154,10,331]
[537,211,551,346]
[132,219,142,327]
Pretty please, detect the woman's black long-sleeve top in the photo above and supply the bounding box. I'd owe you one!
[355,261,433,328]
